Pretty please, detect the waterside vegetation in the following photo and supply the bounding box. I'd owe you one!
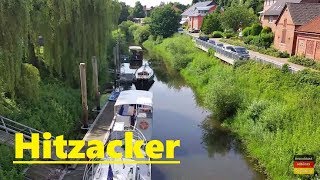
[143,34,320,179]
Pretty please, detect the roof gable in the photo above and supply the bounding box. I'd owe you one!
[296,16,320,33]
[264,0,302,16]
[276,3,320,25]
[287,3,320,25]
[181,1,216,16]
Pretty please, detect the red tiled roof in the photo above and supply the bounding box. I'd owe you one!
[296,16,320,33]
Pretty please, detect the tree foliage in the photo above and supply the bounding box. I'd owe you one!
[119,2,130,24]
[150,5,180,38]
[201,12,222,35]
[220,4,258,31]
[132,1,145,18]
[0,0,120,100]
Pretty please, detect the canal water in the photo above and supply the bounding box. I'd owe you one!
[126,59,266,180]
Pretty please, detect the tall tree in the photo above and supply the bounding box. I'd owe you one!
[132,1,145,18]
[201,12,222,34]
[119,2,130,24]
[220,4,258,31]
[150,5,180,38]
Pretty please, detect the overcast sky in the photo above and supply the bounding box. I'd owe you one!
[119,0,192,8]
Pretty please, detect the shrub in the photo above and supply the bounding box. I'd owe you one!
[212,31,223,38]
[244,35,254,44]
[279,51,290,58]
[133,25,151,44]
[281,64,290,73]
[242,27,252,37]
[289,56,316,67]
[224,32,234,39]
[17,63,40,103]
[205,81,242,122]
[251,23,263,36]
[251,33,274,48]
[208,48,216,57]
[261,27,272,34]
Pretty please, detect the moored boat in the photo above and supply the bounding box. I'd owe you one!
[129,46,143,68]
[113,90,153,141]
[134,64,154,83]
[83,123,151,180]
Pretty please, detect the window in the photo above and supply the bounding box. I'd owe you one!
[269,16,273,23]
[281,29,286,43]
[281,19,287,43]
[283,19,287,28]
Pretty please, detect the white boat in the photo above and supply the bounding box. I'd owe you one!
[83,90,153,180]
[113,90,153,141]
[83,124,151,180]
[134,64,154,83]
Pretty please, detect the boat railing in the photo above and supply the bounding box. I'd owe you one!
[82,158,99,180]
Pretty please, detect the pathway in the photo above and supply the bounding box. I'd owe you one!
[186,32,310,72]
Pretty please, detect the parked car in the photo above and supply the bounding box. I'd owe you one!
[198,36,209,41]
[208,39,216,45]
[189,28,200,33]
[223,45,250,60]
[223,45,235,52]
[233,46,250,59]
[178,28,183,34]
[216,43,224,48]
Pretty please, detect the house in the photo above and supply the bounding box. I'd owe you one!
[260,0,320,32]
[295,16,320,61]
[181,1,217,31]
[274,3,320,55]
[143,5,153,17]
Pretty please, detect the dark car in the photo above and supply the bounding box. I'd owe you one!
[198,36,209,41]
[216,43,224,48]
[233,46,250,59]
[208,39,216,45]
[189,28,200,33]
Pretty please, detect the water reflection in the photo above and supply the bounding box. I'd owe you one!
[200,116,240,158]
[149,57,186,90]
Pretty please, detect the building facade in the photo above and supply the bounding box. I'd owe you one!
[295,16,320,61]
[274,3,320,55]
[260,0,320,32]
[181,1,217,31]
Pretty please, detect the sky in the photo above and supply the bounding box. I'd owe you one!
[119,0,192,8]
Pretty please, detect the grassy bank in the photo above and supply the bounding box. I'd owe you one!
[0,78,83,179]
[143,34,320,179]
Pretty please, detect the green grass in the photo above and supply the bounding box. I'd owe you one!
[143,34,320,179]
[0,78,82,179]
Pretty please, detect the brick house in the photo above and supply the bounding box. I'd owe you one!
[274,3,320,55]
[295,16,320,61]
[260,0,320,32]
[181,1,217,31]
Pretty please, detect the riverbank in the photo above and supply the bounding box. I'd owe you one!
[143,34,320,179]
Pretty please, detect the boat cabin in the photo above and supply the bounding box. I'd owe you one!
[113,90,153,141]
[129,46,143,61]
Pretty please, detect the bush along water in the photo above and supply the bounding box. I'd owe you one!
[143,34,320,179]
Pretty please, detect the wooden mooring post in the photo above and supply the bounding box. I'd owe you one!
[92,56,100,111]
[79,63,89,129]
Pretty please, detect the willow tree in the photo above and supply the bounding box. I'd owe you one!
[0,0,120,102]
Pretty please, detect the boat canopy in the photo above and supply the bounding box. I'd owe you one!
[129,46,143,51]
[115,90,153,107]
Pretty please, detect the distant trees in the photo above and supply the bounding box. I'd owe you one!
[220,4,258,31]
[201,12,222,34]
[132,1,145,18]
[150,5,180,38]
[200,3,257,35]
[119,2,130,24]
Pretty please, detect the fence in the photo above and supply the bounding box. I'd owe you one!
[193,38,300,73]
